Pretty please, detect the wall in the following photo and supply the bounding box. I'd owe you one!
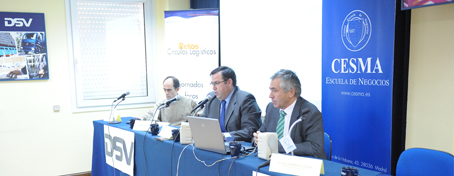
[0,0,452,175]
[169,0,190,11]
[406,3,454,154]
[0,0,188,175]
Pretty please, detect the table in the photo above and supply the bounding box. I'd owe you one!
[92,118,388,176]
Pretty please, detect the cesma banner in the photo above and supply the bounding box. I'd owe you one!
[104,125,135,176]
[164,9,219,102]
[322,0,395,174]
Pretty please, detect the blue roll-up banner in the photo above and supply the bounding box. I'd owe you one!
[322,0,395,174]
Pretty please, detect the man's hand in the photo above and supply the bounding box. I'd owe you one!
[6,70,22,79]
[253,131,262,146]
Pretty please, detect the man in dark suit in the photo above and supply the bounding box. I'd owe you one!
[253,69,326,159]
[202,66,262,142]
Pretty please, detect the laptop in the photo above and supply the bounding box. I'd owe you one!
[187,116,230,154]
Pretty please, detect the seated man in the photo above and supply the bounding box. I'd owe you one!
[141,76,198,127]
[253,69,326,159]
[202,66,262,142]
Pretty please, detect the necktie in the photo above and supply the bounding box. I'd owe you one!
[276,110,286,140]
[219,100,227,132]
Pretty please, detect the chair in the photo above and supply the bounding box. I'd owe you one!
[396,148,454,176]
[324,132,332,160]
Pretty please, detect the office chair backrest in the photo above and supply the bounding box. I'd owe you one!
[396,148,454,176]
[324,132,332,161]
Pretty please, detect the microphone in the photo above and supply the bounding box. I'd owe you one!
[190,94,214,113]
[152,95,181,122]
[109,91,130,123]
[162,95,181,107]
[116,91,130,100]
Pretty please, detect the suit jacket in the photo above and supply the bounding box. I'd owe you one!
[259,97,327,159]
[202,87,262,142]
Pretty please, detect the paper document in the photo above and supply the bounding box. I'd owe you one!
[132,120,151,131]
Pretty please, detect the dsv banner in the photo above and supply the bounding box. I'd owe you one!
[104,125,135,175]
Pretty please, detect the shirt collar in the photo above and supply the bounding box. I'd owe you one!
[224,87,235,105]
[281,98,297,117]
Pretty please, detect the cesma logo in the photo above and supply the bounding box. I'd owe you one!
[4,18,33,27]
[341,10,371,52]
[331,57,382,74]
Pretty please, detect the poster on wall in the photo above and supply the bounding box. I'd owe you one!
[322,0,395,174]
[0,12,48,81]
[164,9,219,102]
[402,0,454,10]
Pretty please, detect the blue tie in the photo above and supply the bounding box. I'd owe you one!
[219,100,227,132]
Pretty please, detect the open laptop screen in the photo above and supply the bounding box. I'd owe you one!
[187,116,229,154]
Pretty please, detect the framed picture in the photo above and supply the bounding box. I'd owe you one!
[402,0,454,10]
[0,12,48,81]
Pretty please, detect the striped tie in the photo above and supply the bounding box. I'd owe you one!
[276,110,286,140]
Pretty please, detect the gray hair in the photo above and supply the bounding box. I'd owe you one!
[270,69,301,97]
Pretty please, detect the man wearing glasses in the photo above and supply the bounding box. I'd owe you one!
[202,66,262,142]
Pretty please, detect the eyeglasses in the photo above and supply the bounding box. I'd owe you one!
[210,80,227,86]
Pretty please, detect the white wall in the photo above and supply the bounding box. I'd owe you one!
[169,0,190,10]
[406,3,454,154]
[0,0,452,175]
[0,0,188,175]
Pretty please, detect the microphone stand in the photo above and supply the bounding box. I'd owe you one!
[190,104,205,116]
[288,117,304,156]
[151,103,168,124]
[148,103,171,133]
[148,96,179,132]
[108,98,125,124]
[287,108,310,156]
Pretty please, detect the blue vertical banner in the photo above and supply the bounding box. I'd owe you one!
[322,0,395,174]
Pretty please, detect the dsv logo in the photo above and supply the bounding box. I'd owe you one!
[104,133,134,165]
[4,18,33,27]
